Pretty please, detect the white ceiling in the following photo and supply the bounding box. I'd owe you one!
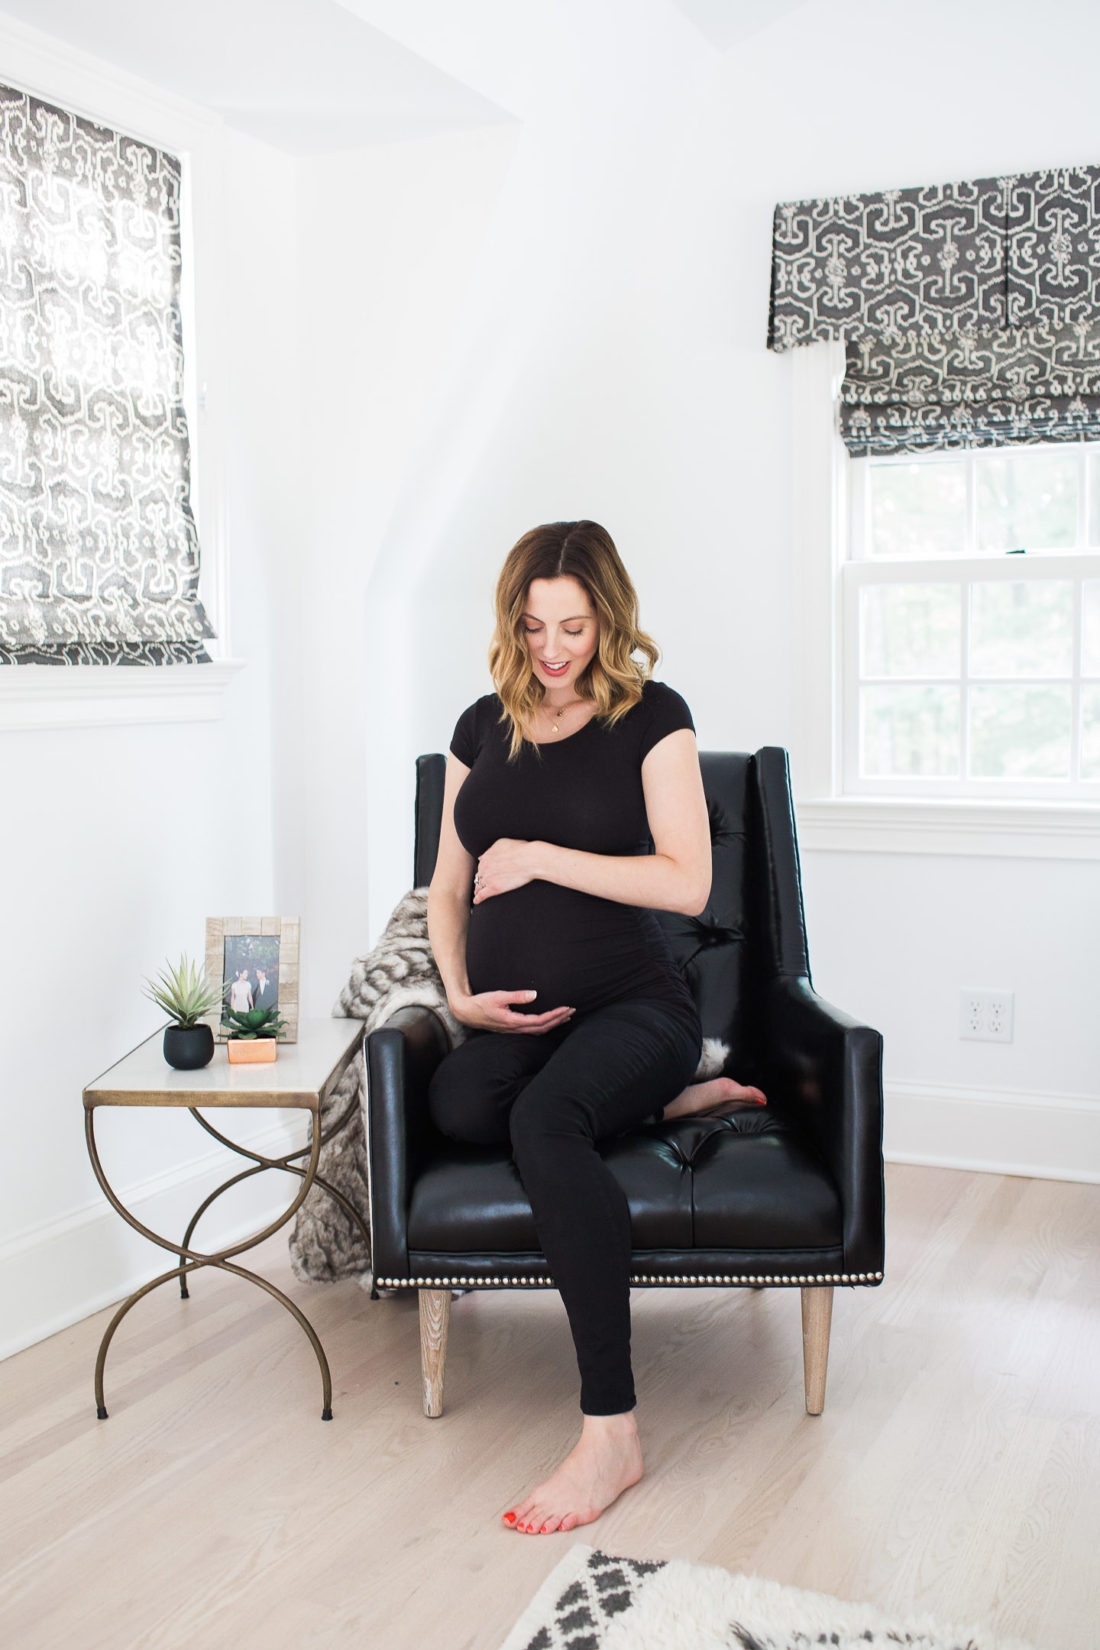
[0,0,513,153]
[668,0,809,50]
[0,0,810,154]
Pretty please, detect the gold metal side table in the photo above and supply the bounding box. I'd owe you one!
[83,1017,365,1421]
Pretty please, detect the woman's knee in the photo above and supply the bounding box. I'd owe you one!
[428,1052,513,1146]
[508,1087,591,1160]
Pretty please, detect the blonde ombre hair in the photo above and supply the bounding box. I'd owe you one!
[487,521,660,762]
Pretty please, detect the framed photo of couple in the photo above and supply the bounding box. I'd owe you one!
[205,916,301,1043]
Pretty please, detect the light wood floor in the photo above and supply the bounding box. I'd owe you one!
[0,1163,1096,1650]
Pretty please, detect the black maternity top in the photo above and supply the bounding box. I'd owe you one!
[449,678,702,1042]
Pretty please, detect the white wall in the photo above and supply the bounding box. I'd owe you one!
[0,22,305,1357]
[711,0,1100,1175]
[282,125,520,1010]
[287,0,1100,1176]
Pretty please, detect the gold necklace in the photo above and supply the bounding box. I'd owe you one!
[546,696,586,735]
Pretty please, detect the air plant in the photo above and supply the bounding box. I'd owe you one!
[142,954,222,1028]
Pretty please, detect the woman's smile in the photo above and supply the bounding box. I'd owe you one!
[523,576,600,689]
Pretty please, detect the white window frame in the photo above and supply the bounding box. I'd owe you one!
[0,19,243,731]
[844,451,1100,800]
[789,342,1100,858]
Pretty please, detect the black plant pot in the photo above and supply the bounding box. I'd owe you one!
[163,1023,214,1070]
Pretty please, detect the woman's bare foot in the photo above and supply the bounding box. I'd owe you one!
[501,1412,643,1535]
[660,1077,766,1122]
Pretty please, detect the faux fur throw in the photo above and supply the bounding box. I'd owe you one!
[288,886,727,1284]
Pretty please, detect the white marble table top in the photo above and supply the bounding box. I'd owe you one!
[83,1017,364,1109]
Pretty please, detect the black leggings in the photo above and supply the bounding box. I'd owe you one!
[427,1000,701,1415]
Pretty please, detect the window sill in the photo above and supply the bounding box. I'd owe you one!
[0,659,247,732]
[796,796,1100,860]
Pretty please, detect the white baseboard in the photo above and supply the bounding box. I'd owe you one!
[884,1079,1100,1183]
[0,1119,311,1363]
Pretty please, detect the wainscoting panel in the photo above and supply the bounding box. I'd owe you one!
[0,1119,312,1362]
[885,1080,1100,1183]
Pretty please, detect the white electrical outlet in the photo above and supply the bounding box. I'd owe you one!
[960,989,1014,1043]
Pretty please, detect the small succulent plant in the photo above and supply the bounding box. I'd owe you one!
[143,954,222,1028]
[222,1001,287,1041]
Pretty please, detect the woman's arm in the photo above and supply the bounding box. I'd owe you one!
[474,729,712,917]
[426,755,476,1009]
[428,753,577,1031]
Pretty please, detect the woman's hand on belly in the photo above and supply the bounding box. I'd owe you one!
[472,839,543,903]
[450,988,575,1035]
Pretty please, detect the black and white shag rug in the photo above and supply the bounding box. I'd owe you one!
[497,1545,1039,1650]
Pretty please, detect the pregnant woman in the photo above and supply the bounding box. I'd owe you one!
[426,520,763,1536]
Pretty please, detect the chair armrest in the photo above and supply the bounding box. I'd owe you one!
[365,1005,450,1281]
[762,975,885,1278]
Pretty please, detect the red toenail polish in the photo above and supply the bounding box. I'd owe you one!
[503,1513,516,1524]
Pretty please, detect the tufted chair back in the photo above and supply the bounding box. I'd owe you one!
[413,746,809,1076]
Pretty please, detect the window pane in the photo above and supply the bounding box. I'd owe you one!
[860,584,959,677]
[976,448,1077,551]
[1082,684,1100,780]
[1083,580,1100,675]
[869,461,966,558]
[969,685,1071,777]
[860,686,959,776]
[969,580,1073,677]
[1089,449,1100,545]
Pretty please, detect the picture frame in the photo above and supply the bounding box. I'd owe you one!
[204,916,301,1043]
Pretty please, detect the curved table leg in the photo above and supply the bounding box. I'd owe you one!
[177,1163,370,1298]
[177,1162,259,1300]
[95,1259,195,1417]
[93,1255,332,1420]
[177,1098,371,1297]
[85,1107,332,1420]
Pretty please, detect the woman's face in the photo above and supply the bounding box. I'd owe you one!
[522,577,599,692]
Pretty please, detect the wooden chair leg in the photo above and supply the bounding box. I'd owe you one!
[800,1284,833,1415]
[419,1288,451,1418]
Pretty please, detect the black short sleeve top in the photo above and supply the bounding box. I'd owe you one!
[446,679,701,1033]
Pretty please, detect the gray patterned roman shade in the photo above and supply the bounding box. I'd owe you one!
[0,82,214,664]
[768,166,1100,457]
[840,320,1100,456]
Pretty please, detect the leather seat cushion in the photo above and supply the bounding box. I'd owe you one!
[407,1111,843,1254]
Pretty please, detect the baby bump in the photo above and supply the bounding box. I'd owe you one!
[465,882,668,1016]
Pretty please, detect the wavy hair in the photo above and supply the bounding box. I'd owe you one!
[487,521,660,762]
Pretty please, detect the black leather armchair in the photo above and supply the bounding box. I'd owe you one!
[366,747,884,1418]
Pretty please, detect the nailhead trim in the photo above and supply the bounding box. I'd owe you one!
[373,1270,884,1288]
